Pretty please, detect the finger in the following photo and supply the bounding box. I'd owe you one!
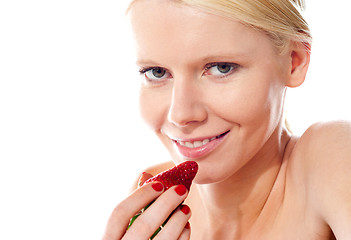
[124,185,188,239]
[102,182,164,240]
[153,205,191,240]
[177,222,191,240]
[138,172,153,188]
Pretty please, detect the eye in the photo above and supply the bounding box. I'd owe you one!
[204,62,239,77]
[139,67,171,82]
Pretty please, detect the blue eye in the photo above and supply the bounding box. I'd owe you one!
[205,63,239,77]
[140,67,171,82]
[214,64,232,73]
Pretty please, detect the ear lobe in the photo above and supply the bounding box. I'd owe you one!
[286,42,311,88]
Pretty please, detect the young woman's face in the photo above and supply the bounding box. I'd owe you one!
[130,0,291,184]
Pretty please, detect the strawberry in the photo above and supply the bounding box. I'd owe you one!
[143,160,198,190]
[127,161,198,238]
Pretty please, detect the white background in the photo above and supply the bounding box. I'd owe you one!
[0,1,350,239]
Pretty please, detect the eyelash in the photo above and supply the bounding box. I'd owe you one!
[138,62,239,82]
[204,62,239,77]
[138,67,171,85]
[138,67,158,75]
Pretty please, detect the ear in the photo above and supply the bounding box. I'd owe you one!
[286,42,311,88]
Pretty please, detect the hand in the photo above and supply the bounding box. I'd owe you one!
[102,173,191,240]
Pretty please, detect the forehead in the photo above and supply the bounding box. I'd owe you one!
[129,0,276,65]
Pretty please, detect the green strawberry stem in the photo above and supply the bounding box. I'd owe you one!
[127,212,141,229]
[150,226,162,239]
[127,202,152,230]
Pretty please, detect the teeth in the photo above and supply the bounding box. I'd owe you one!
[185,142,194,148]
[177,137,213,149]
[193,141,203,148]
[175,131,229,149]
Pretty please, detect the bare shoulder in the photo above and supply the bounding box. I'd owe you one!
[294,120,351,173]
[300,120,351,149]
[290,120,351,239]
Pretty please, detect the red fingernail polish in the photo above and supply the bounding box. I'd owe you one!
[185,222,190,229]
[180,205,190,215]
[138,172,147,187]
[174,185,187,196]
[152,182,164,192]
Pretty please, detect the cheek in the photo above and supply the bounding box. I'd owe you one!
[139,88,167,131]
[207,76,284,126]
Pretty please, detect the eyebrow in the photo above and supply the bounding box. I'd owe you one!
[136,59,161,66]
[201,54,246,62]
[136,52,249,67]
[202,48,252,60]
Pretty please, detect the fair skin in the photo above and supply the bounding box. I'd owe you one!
[103,0,351,239]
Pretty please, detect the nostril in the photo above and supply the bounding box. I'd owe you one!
[167,99,208,127]
[167,108,207,127]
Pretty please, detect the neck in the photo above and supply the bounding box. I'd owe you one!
[192,127,291,239]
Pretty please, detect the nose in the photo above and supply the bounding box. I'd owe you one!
[167,76,207,128]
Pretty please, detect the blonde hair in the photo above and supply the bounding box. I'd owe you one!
[128,0,312,54]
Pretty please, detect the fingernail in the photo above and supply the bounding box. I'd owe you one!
[185,222,190,229]
[174,184,187,196]
[152,182,164,192]
[180,205,190,215]
[138,172,147,187]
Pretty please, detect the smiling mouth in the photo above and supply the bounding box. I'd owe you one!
[171,130,230,159]
[173,130,230,149]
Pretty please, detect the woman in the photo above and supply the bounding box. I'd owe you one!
[103,0,351,239]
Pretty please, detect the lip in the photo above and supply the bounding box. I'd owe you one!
[171,131,230,159]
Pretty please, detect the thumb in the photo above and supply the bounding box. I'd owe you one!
[138,172,153,188]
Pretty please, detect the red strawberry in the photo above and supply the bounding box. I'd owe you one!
[143,161,198,191]
[127,161,198,238]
